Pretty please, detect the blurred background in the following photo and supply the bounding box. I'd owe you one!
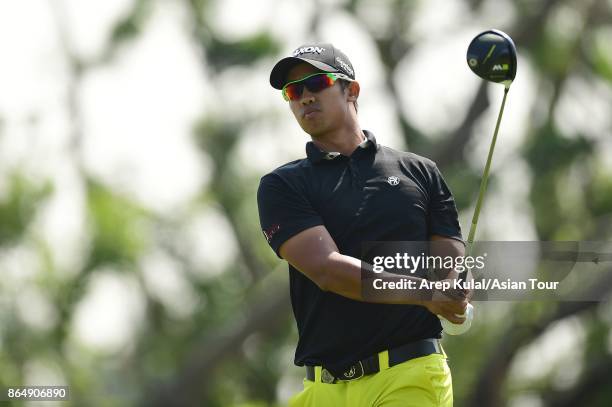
[1,0,612,406]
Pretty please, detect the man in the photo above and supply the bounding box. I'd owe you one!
[257,43,468,406]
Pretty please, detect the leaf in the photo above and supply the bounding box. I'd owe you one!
[587,27,612,83]
[109,0,153,45]
[85,180,150,269]
[0,173,52,245]
[206,33,281,71]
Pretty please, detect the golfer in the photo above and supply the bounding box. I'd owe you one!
[257,43,468,407]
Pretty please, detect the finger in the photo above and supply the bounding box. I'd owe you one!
[442,313,466,324]
[448,301,468,315]
[451,286,469,300]
[440,288,464,301]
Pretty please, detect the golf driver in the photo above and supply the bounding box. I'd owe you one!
[441,29,517,335]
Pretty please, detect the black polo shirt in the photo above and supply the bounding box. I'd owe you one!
[257,130,462,373]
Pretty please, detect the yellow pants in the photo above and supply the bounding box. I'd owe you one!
[289,352,453,407]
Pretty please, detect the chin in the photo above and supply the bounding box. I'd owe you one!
[300,119,328,136]
[302,125,326,138]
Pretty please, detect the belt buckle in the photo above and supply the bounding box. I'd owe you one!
[338,361,364,381]
[321,368,336,384]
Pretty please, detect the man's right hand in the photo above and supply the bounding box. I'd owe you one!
[421,280,469,324]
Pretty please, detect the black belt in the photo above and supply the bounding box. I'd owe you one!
[306,338,442,384]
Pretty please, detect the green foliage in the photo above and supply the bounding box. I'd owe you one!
[587,168,612,217]
[532,32,575,77]
[85,180,150,270]
[2,0,612,405]
[194,118,243,175]
[523,123,594,239]
[206,33,281,71]
[0,172,52,246]
[109,0,153,45]
[443,165,485,211]
[523,123,593,175]
[588,27,612,83]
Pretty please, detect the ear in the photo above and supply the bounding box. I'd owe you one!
[347,81,360,102]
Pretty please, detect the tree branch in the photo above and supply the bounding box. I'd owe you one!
[466,266,612,406]
[144,275,291,406]
[544,356,612,407]
[430,81,489,167]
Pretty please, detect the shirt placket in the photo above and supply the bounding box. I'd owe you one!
[347,158,360,188]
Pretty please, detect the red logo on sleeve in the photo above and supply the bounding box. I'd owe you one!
[262,224,280,243]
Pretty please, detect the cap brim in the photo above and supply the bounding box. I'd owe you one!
[269,57,339,89]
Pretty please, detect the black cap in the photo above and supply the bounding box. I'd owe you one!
[269,43,356,89]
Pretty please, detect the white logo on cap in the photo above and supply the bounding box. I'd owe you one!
[293,46,326,56]
[335,57,354,76]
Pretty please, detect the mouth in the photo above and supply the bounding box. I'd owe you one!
[302,107,321,119]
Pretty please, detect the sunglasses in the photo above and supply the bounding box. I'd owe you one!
[282,72,345,101]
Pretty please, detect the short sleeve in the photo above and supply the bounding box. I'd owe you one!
[427,164,464,242]
[257,173,324,258]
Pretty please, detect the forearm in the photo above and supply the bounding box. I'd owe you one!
[320,252,431,305]
[279,226,434,305]
[429,236,465,281]
[429,235,474,300]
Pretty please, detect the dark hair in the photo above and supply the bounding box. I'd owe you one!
[338,79,358,114]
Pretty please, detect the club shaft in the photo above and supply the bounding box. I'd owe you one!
[466,86,510,257]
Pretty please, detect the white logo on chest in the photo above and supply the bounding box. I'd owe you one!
[387,176,400,186]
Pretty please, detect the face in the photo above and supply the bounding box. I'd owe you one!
[284,63,354,137]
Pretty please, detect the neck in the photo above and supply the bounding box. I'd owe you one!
[311,124,365,156]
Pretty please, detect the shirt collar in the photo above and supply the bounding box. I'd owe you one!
[306,130,378,164]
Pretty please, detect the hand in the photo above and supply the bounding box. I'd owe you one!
[421,279,469,324]
[456,276,474,302]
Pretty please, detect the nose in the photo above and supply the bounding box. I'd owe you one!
[299,87,315,105]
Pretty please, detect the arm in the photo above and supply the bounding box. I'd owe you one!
[279,226,467,322]
[429,234,473,289]
[431,235,475,303]
[426,234,471,320]
[423,163,471,318]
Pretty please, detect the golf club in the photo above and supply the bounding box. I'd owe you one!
[441,29,517,335]
[465,29,517,255]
